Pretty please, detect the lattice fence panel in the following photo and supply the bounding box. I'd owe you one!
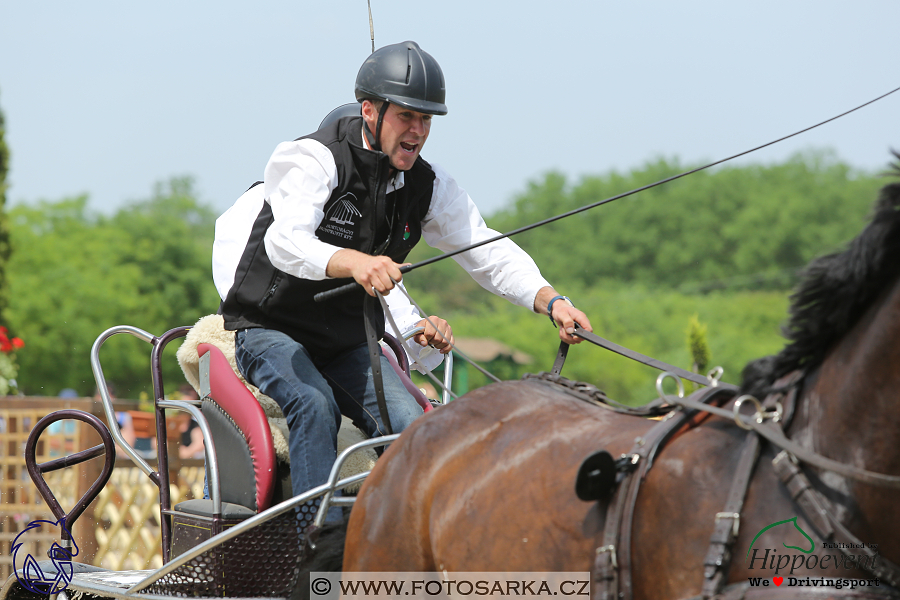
[91,464,204,571]
[0,405,82,581]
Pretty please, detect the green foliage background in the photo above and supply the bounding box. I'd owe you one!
[403,150,885,402]
[0,90,11,326]
[5,148,893,402]
[8,178,220,397]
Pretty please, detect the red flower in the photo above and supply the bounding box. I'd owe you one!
[12,338,24,349]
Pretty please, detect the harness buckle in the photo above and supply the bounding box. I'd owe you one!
[715,512,741,538]
[596,545,618,569]
[616,453,640,472]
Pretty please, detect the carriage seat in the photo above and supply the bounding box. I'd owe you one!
[197,342,279,510]
[169,342,288,556]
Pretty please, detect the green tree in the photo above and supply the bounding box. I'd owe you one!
[7,178,219,397]
[402,150,888,402]
[6,149,892,404]
[484,151,880,292]
[0,89,12,327]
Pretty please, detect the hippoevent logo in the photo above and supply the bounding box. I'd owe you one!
[11,520,79,595]
[747,517,815,557]
[744,516,883,591]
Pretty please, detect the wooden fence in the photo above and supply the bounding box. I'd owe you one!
[0,398,203,581]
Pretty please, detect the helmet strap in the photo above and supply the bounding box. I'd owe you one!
[364,100,390,152]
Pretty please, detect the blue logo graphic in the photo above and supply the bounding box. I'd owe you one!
[11,520,79,594]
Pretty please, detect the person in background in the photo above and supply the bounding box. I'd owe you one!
[177,384,205,459]
[94,382,137,453]
[94,383,137,446]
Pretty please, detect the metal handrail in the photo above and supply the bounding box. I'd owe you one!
[156,400,221,515]
[90,325,191,562]
[401,326,454,404]
[90,325,156,476]
[313,433,400,528]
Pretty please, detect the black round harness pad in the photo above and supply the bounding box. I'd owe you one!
[575,450,617,502]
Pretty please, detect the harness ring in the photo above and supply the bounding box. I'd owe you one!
[656,372,685,402]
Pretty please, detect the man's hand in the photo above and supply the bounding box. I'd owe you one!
[413,316,454,354]
[551,302,592,344]
[534,286,593,344]
[326,249,408,296]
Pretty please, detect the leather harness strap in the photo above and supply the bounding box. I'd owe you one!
[700,372,802,598]
[773,452,900,590]
[584,364,900,600]
[575,327,712,388]
[592,384,740,600]
[551,340,569,376]
[363,294,393,435]
[701,431,762,598]
[671,393,900,489]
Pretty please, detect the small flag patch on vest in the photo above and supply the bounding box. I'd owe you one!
[403,223,411,240]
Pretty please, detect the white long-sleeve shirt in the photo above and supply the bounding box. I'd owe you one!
[213,137,552,370]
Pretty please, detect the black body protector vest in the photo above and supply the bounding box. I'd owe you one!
[219,116,436,359]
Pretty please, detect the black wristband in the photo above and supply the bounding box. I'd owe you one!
[547,295,574,328]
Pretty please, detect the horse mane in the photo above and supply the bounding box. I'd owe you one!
[741,151,900,397]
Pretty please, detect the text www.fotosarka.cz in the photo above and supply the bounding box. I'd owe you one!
[310,572,590,599]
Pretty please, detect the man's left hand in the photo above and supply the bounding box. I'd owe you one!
[413,316,454,353]
[552,303,592,344]
[535,287,593,344]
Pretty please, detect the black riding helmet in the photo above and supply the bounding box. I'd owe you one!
[354,41,447,151]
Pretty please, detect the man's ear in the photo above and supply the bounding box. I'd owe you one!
[361,99,377,124]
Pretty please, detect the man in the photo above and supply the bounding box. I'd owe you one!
[213,41,591,505]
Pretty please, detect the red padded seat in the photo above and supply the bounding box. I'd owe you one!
[198,343,276,512]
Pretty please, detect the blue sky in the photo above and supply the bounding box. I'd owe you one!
[1,1,898,217]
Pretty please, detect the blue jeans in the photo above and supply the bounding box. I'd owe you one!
[234,328,423,517]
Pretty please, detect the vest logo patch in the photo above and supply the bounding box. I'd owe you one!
[322,193,361,241]
[325,193,362,225]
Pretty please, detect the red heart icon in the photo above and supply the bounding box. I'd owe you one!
[773,577,783,586]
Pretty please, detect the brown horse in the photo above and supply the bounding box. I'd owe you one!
[313,158,900,599]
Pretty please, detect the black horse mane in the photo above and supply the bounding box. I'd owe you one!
[741,152,900,397]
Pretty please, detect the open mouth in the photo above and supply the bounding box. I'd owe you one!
[399,142,418,154]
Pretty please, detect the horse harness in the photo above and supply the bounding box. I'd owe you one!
[528,370,900,600]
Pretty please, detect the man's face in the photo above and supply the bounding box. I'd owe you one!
[362,100,432,171]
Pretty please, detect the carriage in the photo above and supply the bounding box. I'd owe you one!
[1,317,449,600]
[3,160,900,600]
